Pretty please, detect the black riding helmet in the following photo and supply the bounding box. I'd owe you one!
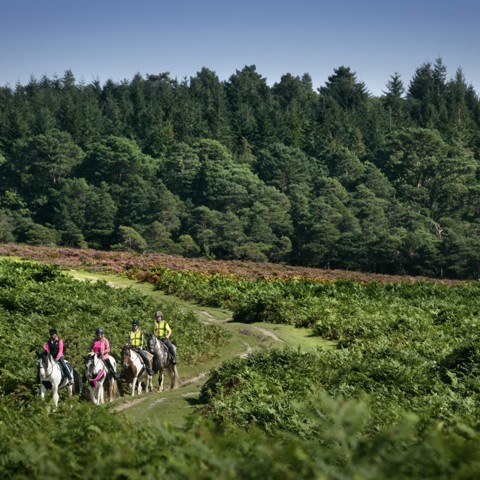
[132,319,139,326]
[49,327,57,335]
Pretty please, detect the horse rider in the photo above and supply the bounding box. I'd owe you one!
[91,328,119,379]
[127,319,154,375]
[44,327,73,384]
[154,311,176,365]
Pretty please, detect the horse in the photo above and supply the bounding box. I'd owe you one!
[121,345,153,396]
[84,352,117,404]
[37,351,82,409]
[146,334,181,392]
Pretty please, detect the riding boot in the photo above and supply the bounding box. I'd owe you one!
[140,352,154,375]
[111,366,119,380]
[59,358,73,384]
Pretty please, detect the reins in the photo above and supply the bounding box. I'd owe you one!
[86,354,107,387]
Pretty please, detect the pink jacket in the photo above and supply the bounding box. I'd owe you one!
[91,338,110,360]
[44,339,64,361]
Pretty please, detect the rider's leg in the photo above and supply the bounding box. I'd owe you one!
[105,357,119,380]
[139,350,154,375]
[163,338,176,364]
[58,356,73,383]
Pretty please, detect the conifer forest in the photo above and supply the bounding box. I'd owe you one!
[1,58,479,279]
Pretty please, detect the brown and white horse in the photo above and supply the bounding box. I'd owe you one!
[121,345,153,395]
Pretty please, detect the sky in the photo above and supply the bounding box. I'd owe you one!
[1,0,479,96]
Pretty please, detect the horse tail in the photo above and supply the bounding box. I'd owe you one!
[172,365,182,389]
[73,369,83,398]
[111,378,118,399]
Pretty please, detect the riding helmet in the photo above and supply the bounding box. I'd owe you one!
[49,327,58,335]
[132,319,139,326]
[155,311,163,319]
[95,328,104,335]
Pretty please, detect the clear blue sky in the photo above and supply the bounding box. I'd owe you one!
[1,0,478,96]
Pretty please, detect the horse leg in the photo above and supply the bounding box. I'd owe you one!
[52,384,59,408]
[158,371,164,392]
[137,377,143,395]
[131,377,137,396]
[89,386,95,404]
[40,383,47,401]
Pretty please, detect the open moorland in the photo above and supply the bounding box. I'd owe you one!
[1,243,479,479]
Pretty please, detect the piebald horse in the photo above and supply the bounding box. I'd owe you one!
[146,334,181,392]
[84,352,117,404]
[121,345,153,396]
[37,351,82,408]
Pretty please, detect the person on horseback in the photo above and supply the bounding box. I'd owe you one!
[154,311,176,364]
[127,319,154,375]
[91,328,119,380]
[44,327,73,384]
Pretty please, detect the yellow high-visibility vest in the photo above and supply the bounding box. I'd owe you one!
[154,320,171,338]
[129,330,143,348]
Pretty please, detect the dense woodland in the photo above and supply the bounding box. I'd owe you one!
[1,58,480,279]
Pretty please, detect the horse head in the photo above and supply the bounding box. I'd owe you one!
[121,345,133,369]
[147,334,162,355]
[84,352,105,381]
[37,350,53,378]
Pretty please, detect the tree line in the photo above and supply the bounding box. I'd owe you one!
[0,58,479,278]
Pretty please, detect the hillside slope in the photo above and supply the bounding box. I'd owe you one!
[0,243,463,284]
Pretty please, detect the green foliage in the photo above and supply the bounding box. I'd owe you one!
[3,259,480,478]
[0,260,229,398]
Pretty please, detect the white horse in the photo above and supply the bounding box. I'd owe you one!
[84,352,117,405]
[146,334,181,392]
[37,351,81,408]
[121,345,153,396]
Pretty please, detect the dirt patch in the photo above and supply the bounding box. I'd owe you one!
[251,326,284,342]
[147,398,167,410]
[112,397,146,412]
[182,372,209,386]
[239,344,253,359]
[238,327,283,343]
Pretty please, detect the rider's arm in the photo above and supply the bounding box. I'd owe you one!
[102,338,110,355]
[56,340,64,361]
